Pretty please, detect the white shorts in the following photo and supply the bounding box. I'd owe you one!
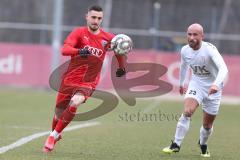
[184,81,222,115]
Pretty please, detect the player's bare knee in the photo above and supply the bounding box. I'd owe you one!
[70,93,85,106]
[183,112,191,117]
[183,109,194,117]
[203,123,213,130]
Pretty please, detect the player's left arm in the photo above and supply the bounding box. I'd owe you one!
[209,47,228,94]
[107,33,127,77]
[115,54,126,77]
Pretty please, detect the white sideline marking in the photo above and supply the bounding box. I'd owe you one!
[0,121,100,154]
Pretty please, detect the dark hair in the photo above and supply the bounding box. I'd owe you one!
[88,5,103,12]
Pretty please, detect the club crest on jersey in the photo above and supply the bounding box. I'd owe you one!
[101,40,108,48]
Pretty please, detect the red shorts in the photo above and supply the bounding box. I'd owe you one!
[55,66,99,109]
[55,85,95,109]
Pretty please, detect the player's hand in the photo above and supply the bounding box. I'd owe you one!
[208,85,219,95]
[179,86,186,95]
[116,68,126,77]
[79,48,91,58]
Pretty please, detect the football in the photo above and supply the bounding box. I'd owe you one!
[111,34,133,55]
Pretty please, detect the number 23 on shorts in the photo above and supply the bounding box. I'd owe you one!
[189,90,196,95]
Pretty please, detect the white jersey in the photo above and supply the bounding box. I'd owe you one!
[180,41,228,89]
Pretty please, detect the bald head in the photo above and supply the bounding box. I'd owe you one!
[187,23,204,35]
[187,23,204,50]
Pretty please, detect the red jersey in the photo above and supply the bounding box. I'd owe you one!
[60,27,115,93]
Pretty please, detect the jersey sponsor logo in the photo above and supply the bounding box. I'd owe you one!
[190,65,210,76]
[83,45,103,57]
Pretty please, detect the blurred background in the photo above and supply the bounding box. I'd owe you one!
[1,0,240,52]
[0,0,239,97]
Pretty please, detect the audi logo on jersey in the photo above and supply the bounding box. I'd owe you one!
[83,45,103,57]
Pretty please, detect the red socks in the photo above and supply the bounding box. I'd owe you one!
[54,106,77,133]
[51,115,59,131]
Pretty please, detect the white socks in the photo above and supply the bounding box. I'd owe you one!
[50,130,60,140]
[174,114,191,146]
[200,126,213,145]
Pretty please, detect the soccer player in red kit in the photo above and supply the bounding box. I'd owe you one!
[43,5,126,153]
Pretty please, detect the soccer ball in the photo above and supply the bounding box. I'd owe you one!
[111,34,133,55]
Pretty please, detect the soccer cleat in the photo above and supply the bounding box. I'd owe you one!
[198,140,211,158]
[43,136,55,153]
[43,147,52,153]
[162,141,180,154]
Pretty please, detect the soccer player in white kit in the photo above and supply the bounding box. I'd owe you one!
[162,23,228,157]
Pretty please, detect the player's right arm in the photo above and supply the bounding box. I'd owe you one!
[61,28,80,56]
[179,48,188,95]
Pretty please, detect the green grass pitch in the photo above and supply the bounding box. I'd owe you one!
[0,88,239,160]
